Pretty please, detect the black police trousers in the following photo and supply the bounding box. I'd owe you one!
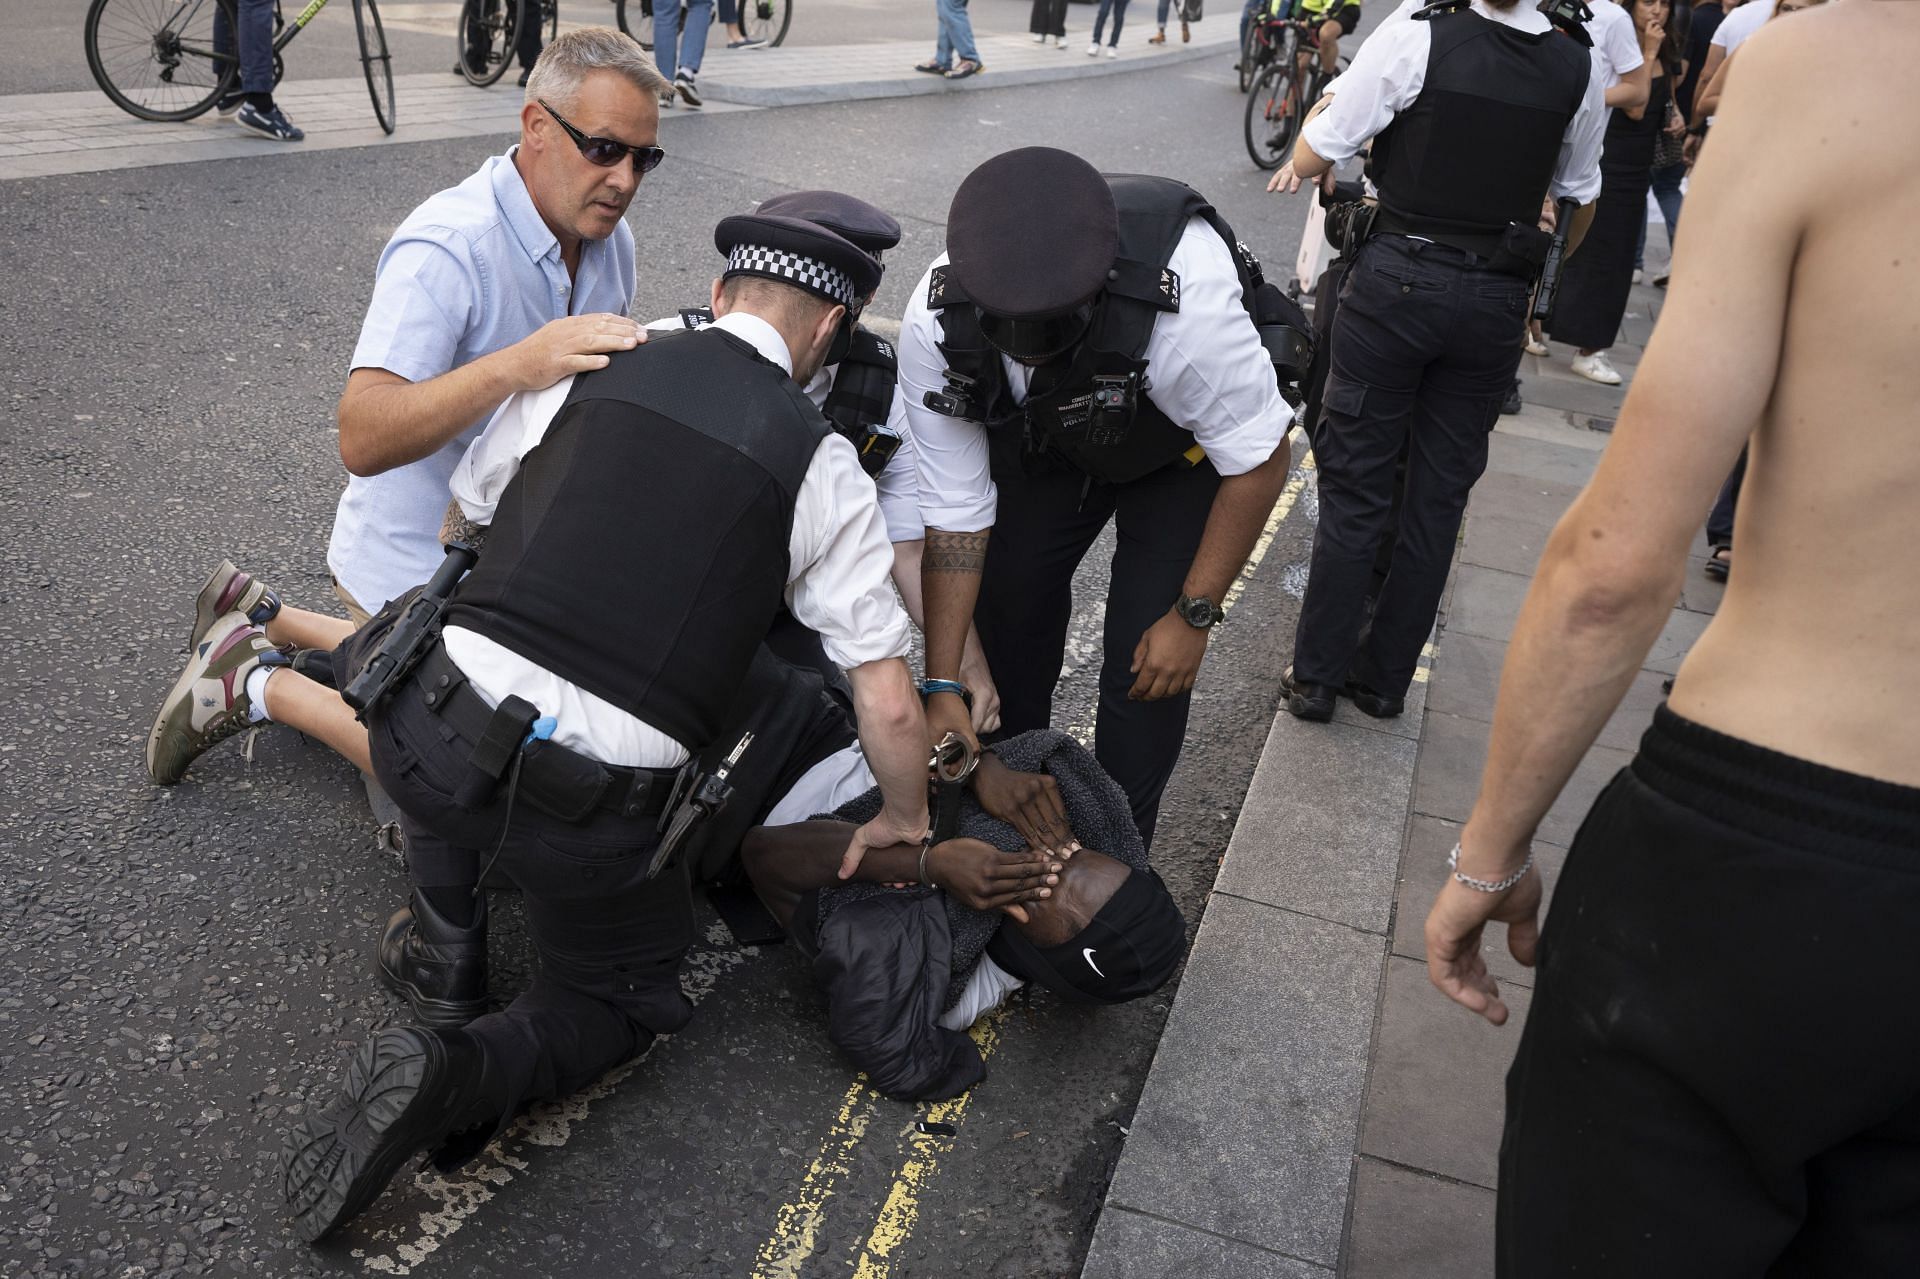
[974,456,1221,845]
[1293,235,1530,697]
[369,683,695,1128]
[1500,708,1920,1276]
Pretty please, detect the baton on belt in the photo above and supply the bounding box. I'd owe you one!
[1531,198,1582,324]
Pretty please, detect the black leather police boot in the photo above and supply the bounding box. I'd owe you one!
[1282,666,1336,722]
[283,1026,500,1243]
[378,893,489,1029]
[1344,679,1406,720]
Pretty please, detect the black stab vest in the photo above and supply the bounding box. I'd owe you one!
[929,175,1256,487]
[1368,9,1591,247]
[444,328,827,751]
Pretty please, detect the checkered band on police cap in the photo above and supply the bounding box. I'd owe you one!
[725,243,861,309]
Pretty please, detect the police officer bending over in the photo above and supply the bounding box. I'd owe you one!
[903,146,1303,844]
[1266,0,1605,721]
[281,212,931,1242]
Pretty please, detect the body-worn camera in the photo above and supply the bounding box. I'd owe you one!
[1087,373,1142,446]
[923,370,978,419]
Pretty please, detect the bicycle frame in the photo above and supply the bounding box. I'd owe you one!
[275,0,333,54]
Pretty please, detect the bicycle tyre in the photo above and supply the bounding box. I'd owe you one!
[544,0,558,41]
[1237,23,1264,93]
[1244,59,1301,171]
[457,0,521,86]
[614,0,654,51]
[86,0,238,121]
[354,0,396,133]
[742,0,791,47]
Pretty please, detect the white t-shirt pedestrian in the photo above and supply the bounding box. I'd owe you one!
[1711,0,1772,56]
[1586,0,1646,90]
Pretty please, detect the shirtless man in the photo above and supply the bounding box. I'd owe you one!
[1421,3,1920,1271]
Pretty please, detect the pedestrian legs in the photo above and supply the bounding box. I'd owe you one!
[656,0,715,83]
[212,0,276,95]
[936,0,981,64]
[1092,0,1130,45]
[1705,445,1747,548]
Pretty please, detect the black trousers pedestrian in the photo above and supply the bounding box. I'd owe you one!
[974,457,1222,845]
[369,683,695,1128]
[1500,707,1920,1276]
[1293,235,1528,696]
[1030,0,1068,36]
[1706,444,1747,548]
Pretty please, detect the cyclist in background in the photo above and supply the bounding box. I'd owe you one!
[1239,0,1358,77]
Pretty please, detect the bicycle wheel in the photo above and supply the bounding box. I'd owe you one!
[741,0,791,48]
[86,0,238,121]
[457,0,521,85]
[614,0,653,50]
[543,0,558,41]
[354,0,396,133]
[1244,59,1302,171]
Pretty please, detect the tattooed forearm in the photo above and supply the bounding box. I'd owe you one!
[925,529,989,574]
[440,499,490,553]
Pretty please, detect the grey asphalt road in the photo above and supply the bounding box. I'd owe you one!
[0,53,1325,1279]
[8,0,1096,98]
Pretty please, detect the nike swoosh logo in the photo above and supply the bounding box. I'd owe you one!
[1082,948,1105,977]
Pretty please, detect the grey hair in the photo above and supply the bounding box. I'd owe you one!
[524,27,671,110]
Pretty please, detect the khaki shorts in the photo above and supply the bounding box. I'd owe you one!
[330,576,375,629]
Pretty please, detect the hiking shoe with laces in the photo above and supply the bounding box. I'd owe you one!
[190,559,280,650]
[147,616,283,785]
[236,102,305,142]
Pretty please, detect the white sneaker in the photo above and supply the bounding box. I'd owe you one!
[1524,336,1550,357]
[1104,44,1117,57]
[1087,41,1100,54]
[1032,31,1046,41]
[1570,351,1623,385]
[1631,268,1645,285]
[1055,35,1067,47]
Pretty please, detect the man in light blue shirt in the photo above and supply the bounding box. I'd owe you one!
[147,27,670,789]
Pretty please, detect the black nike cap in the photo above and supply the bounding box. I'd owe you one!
[986,867,1186,1004]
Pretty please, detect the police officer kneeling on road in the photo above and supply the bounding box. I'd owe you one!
[902,146,1311,844]
[1266,0,1607,721]
[281,212,932,1242]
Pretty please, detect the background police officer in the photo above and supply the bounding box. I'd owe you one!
[900,146,1297,844]
[282,213,932,1243]
[1267,0,1606,722]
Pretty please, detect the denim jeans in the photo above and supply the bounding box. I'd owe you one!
[1634,162,1687,270]
[1092,0,1131,43]
[655,0,714,82]
[212,0,275,95]
[935,0,980,65]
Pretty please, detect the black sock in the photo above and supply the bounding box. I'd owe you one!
[244,91,273,112]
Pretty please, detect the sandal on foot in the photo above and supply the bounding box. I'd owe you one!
[946,58,982,78]
[1703,546,1731,582]
[914,60,949,74]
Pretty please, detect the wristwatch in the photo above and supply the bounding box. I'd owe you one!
[1175,594,1225,629]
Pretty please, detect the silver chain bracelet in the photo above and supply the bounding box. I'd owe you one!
[1447,842,1533,893]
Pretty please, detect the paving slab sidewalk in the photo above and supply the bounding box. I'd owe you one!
[1085,257,1713,1275]
[0,21,1233,181]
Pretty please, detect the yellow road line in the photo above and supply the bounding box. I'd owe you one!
[849,1016,1006,1278]
[1222,448,1317,617]
[751,1079,881,1279]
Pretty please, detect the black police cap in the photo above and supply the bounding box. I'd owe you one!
[946,147,1119,321]
[713,213,883,310]
[754,190,901,258]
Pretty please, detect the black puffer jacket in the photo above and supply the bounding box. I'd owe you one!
[811,730,1148,1101]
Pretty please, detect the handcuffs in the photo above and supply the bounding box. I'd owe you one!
[924,731,981,880]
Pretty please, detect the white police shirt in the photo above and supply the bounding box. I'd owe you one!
[646,313,923,546]
[441,310,911,768]
[1302,0,1609,206]
[900,216,1297,535]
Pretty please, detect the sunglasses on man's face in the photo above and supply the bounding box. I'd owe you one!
[539,99,665,174]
